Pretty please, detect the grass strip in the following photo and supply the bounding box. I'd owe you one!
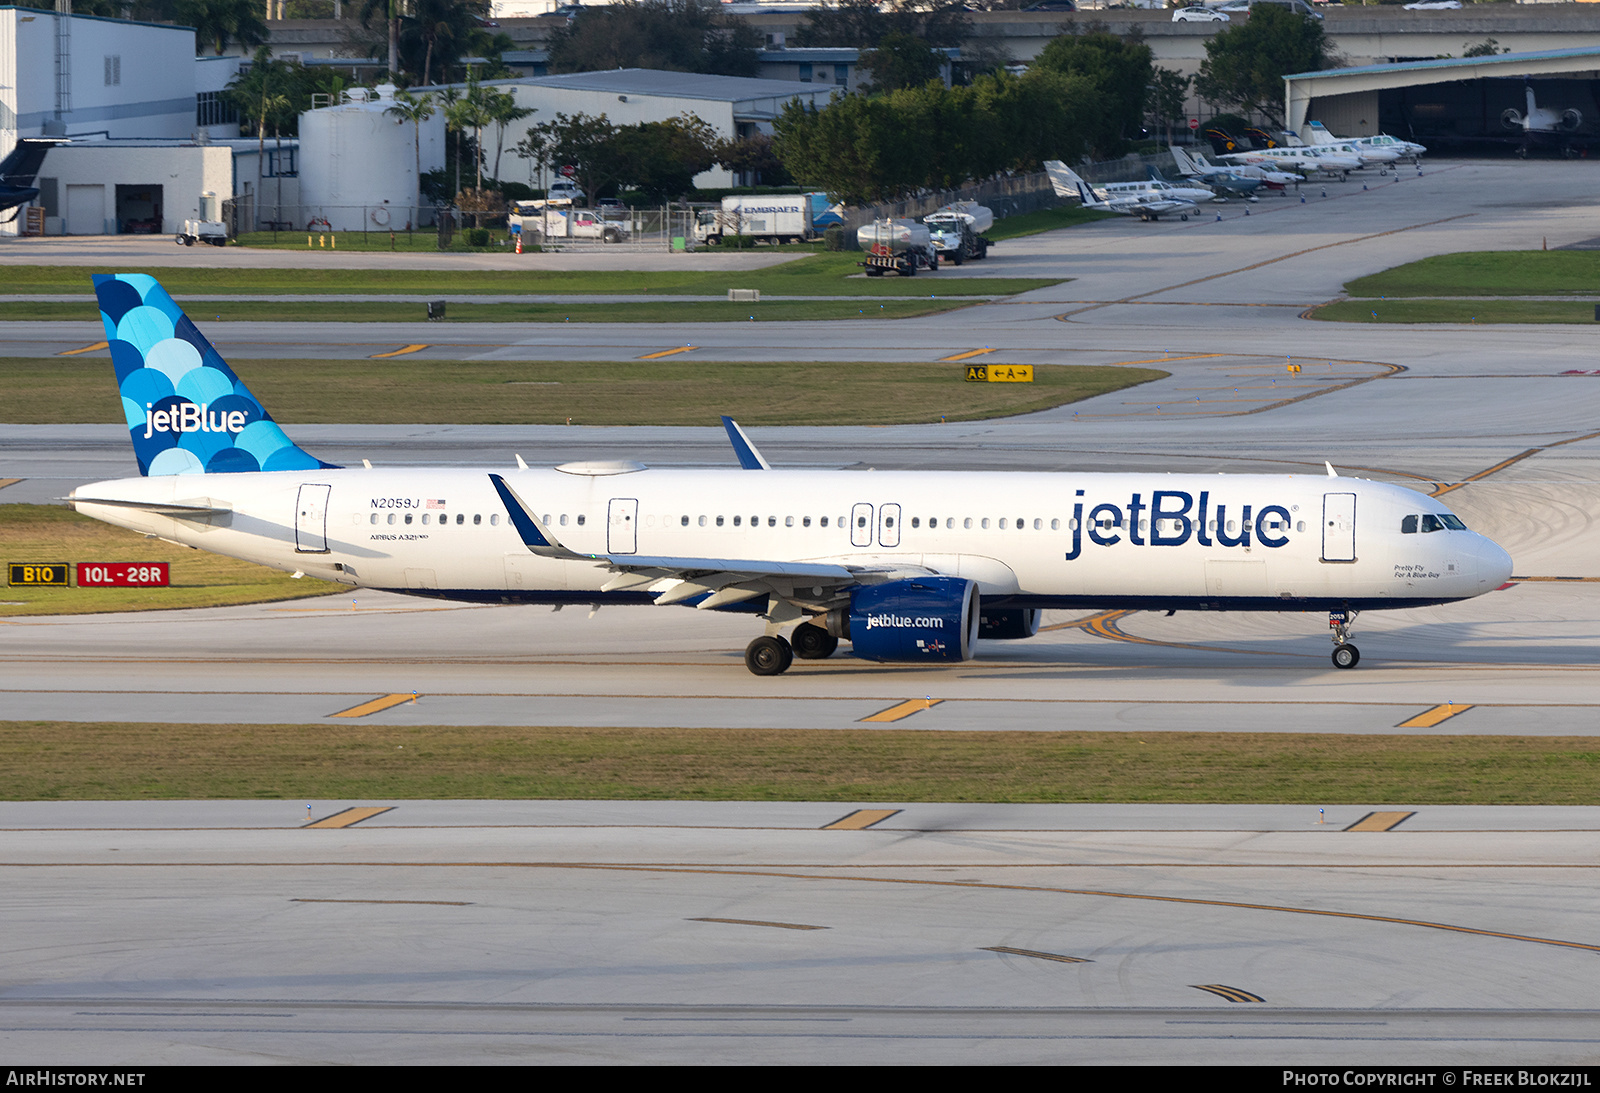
[1,298,974,324]
[0,505,328,616]
[3,723,1597,803]
[1312,299,1599,325]
[1344,250,1600,298]
[983,204,1114,242]
[0,358,1167,427]
[0,254,1060,298]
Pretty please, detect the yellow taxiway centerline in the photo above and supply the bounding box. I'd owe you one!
[1345,811,1416,832]
[940,347,998,362]
[823,809,902,831]
[330,692,419,718]
[57,341,108,356]
[304,806,394,829]
[859,698,943,723]
[638,346,696,359]
[1396,703,1474,729]
[369,344,429,359]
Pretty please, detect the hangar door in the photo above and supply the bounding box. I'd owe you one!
[66,184,105,235]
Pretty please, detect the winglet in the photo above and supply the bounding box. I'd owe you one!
[488,473,589,559]
[721,416,771,470]
[1325,461,1339,478]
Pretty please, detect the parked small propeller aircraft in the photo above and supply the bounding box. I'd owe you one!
[1045,161,1199,221]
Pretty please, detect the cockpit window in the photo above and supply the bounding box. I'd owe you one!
[1401,515,1417,534]
[1440,514,1467,530]
[1420,514,1443,533]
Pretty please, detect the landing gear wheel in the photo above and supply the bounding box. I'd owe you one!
[745,635,793,676]
[1332,643,1360,670]
[791,622,838,660]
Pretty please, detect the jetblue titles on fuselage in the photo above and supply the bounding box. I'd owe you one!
[1063,489,1293,558]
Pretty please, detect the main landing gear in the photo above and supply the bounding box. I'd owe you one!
[744,621,839,676]
[1329,609,1361,670]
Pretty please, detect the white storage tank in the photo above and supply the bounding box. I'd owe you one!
[298,84,445,233]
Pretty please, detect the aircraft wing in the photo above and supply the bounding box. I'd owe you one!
[490,473,929,612]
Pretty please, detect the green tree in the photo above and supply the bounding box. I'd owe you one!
[485,88,535,187]
[445,73,495,192]
[541,113,628,207]
[1147,66,1191,146]
[1030,29,1153,161]
[1195,5,1329,127]
[715,133,791,187]
[357,0,491,86]
[614,115,719,202]
[794,0,970,50]
[863,31,944,92]
[548,0,761,78]
[22,0,267,54]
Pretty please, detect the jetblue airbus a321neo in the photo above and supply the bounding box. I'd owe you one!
[70,274,1513,674]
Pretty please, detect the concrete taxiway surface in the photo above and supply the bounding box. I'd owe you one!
[4,159,1600,1063]
[3,800,1599,1065]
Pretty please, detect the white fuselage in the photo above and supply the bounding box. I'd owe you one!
[70,466,1513,614]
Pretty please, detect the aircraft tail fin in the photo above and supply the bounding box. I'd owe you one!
[93,274,334,476]
[1305,120,1334,145]
[0,138,64,187]
[1170,145,1201,176]
[1045,161,1105,208]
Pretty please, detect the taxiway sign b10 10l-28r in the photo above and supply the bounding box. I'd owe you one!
[70,275,1513,674]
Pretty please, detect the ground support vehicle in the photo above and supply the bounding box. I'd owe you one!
[857,219,937,277]
[509,202,629,244]
[923,202,994,265]
[174,219,227,246]
[694,193,837,246]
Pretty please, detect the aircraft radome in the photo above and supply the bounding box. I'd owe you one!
[70,275,1514,675]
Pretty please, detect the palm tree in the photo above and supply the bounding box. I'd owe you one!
[386,88,437,206]
[486,88,534,188]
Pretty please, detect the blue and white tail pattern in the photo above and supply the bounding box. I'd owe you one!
[94,273,331,476]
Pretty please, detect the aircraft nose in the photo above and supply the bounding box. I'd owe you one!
[1476,535,1514,588]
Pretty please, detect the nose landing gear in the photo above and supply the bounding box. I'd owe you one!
[1330,609,1361,669]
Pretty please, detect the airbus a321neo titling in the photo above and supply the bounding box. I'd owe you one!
[71,274,1513,675]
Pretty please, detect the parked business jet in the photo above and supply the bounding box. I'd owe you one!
[1500,81,1585,157]
[1045,161,1199,221]
[70,275,1514,674]
[0,138,67,222]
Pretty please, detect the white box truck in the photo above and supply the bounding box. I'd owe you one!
[694,193,838,245]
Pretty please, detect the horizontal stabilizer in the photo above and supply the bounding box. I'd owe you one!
[69,496,232,516]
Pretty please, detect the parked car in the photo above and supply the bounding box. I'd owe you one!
[1021,0,1076,10]
[1403,0,1461,8]
[1172,5,1229,20]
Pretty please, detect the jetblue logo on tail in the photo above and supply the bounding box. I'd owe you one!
[93,274,331,476]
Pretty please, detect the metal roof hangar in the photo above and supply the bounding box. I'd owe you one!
[1285,47,1600,150]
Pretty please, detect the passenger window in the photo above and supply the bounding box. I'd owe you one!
[768,516,776,527]
[369,514,378,524]
[998,518,1007,530]
[473,514,481,525]
[387,513,396,525]
[785,516,793,527]
[699,516,707,527]
[456,513,464,525]
[490,514,500,526]
[857,516,866,528]
[1402,515,1418,534]
[1050,519,1059,531]
[911,518,920,529]
[820,517,828,527]
[733,515,741,526]
[681,515,689,526]
[885,516,894,528]
[560,514,568,526]
[802,516,811,527]
[1296,521,1304,532]
[576,514,585,526]
[716,516,724,526]
[404,513,412,525]
[981,518,990,529]
[421,514,429,525]
[964,518,973,529]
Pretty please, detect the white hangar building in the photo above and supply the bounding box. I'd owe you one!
[0,6,266,236]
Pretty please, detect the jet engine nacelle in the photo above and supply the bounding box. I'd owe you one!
[1560,108,1583,132]
[977,607,1042,640]
[842,576,979,663]
[1501,108,1525,131]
